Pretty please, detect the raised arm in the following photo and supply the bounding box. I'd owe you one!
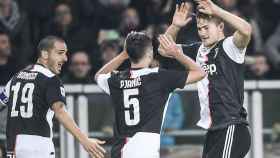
[196,0,252,49]
[94,50,128,81]
[53,101,105,158]
[165,2,192,40]
[158,35,206,84]
[159,2,192,57]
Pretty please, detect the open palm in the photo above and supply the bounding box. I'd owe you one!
[172,2,192,27]
[158,35,182,58]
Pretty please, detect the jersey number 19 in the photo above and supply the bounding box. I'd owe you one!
[10,82,34,118]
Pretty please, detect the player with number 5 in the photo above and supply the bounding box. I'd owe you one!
[95,32,206,158]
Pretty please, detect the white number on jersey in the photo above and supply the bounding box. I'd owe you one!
[11,82,34,118]
[123,88,140,126]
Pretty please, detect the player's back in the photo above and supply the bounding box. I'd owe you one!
[5,64,65,152]
[109,68,171,136]
[97,67,188,158]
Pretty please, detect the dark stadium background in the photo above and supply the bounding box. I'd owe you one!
[0,0,279,158]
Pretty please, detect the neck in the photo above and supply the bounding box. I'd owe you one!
[36,58,48,68]
[205,34,225,49]
[131,60,150,69]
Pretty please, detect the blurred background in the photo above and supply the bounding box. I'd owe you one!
[0,0,279,158]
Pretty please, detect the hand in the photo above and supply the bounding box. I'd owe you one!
[81,138,106,158]
[158,34,183,58]
[195,0,219,16]
[172,2,192,28]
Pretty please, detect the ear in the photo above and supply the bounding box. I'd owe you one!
[219,22,224,31]
[41,50,48,59]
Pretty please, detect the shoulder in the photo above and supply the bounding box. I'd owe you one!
[29,64,56,78]
[222,36,246,64]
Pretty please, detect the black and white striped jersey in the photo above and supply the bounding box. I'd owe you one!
[96,67,188,137]
[0,64,66,150]
[160,36,248,130]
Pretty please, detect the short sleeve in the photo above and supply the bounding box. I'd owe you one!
[223,36,246,64]
[0,80,12,105]
[96,73,111,94]
[159,69,188,92]
[46,77,66,108]
[180,43,200,60]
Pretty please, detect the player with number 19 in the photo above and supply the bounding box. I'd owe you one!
[95,32,206,158]
[0,36,105,158]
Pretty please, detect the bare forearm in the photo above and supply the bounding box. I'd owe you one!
[174,52,206,84]
[214,7,251,36]
[95,51,128,79]
[174,51,201,71]
[55,106,87,143]
[165,24,181,41]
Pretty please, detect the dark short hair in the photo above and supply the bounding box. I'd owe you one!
[125,32,152,63]
[37,36,65,57]
[196,12,223,25]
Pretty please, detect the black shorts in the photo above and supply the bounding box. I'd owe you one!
[202,124,251,158]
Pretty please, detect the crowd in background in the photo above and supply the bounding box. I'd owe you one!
[0,0,280,157]
[0,0,280,86]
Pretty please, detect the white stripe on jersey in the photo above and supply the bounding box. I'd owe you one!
[130,67,159,78]
[227,125,235,158]
[222,125,235,158]
[46,108,55,138]
[97,68,159,95]
[196,44,212,129]
[223,36,246,64]
[96,73,111,94]
[31,64,55,78]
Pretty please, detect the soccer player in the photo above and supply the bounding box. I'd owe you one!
[160,1,252,158]
[95,32,206,158]
[0,36,105,158]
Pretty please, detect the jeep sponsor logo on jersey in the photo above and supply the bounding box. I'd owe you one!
[202,64,217,75]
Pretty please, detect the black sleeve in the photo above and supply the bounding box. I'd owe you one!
[159,68,188,92]
[181,42,200,60]
[46,77,66,108]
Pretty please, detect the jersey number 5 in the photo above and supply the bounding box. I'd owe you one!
[11,82,34,118]
[123,88,140,126]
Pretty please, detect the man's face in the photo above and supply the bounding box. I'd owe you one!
[46,41,68,74]
[197,18,223,47]
[0,34,11,57]
[55,4,72,27]
[70,52,91,79]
